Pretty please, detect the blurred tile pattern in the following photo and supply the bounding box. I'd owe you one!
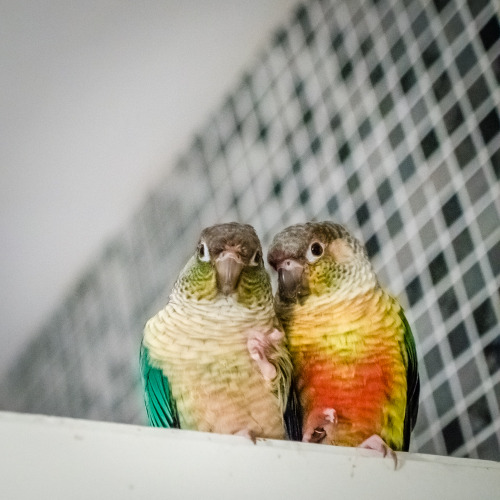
[1,0,499,460]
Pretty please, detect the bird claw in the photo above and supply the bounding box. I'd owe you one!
[358,434,398,469]
[323,408,338,425]
[247,327,282,380]
[302,408,338,443]
[235,429,257,444]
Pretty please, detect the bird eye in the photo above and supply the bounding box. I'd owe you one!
[311,242,323,256]
[250,250,262,266]
[306,241,324,262]
[197,242,210,262]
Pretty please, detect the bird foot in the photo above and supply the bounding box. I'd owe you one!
[247,327,283,380]
[302,408,338,443]
[358,434,398,469]
[234,429,257,444]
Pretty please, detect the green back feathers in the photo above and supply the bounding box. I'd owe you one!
[400,309,420,451]
[140,343,179,428]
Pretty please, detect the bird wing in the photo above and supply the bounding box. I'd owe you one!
[400,310,420,451]
[283,377,303,441]
[140,342,180,428]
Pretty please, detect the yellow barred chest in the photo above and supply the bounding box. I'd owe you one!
[144,297,286,439]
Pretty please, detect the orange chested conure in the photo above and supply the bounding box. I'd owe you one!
[268,221,419,465]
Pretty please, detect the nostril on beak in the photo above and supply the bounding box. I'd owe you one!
[279,259,301,271]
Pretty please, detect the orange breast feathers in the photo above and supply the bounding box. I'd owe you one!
[289,296,409,447]
[301,351,397,420]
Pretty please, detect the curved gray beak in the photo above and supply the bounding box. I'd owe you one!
[215,251,244,295]
[277,259,306,301]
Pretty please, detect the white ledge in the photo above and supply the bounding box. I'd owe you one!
[0,411,498,499]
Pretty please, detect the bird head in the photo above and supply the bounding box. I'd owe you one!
[267,221,373,303]
[198,222,264,296]
[177,222,269,303]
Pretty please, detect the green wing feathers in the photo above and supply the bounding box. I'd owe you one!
[140,343,180,428]
[400,310,420,451]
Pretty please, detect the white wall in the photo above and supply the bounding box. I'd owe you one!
[0,0,297,374]
[1,412,499,499]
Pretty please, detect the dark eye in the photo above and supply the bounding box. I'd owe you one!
[197,242,210,262]
[251,250,262,266]
[311,242,323,256]
[306,241,324,263]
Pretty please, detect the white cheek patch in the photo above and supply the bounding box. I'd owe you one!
[328,239,355,264]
